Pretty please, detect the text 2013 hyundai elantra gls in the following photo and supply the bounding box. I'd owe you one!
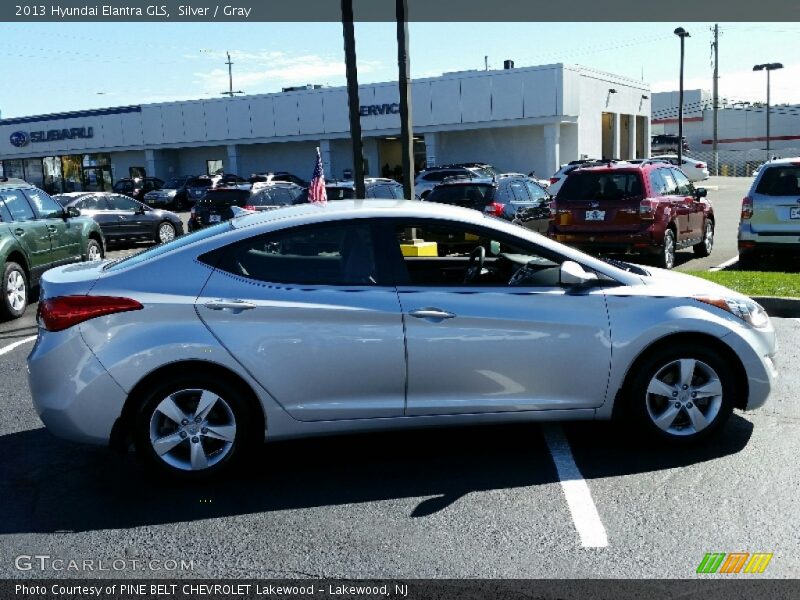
[28,201,777,478]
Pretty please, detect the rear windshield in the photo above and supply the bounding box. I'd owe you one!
[199,190,251,205]
[557,172,644,201]
[163,178,189,189]
[755,166,800,196]
[426,184,494,209]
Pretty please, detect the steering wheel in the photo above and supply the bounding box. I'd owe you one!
[463,245,486,283]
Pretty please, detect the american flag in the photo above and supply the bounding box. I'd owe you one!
[308,147,327,204]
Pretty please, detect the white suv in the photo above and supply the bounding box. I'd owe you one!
[738,157,800,266]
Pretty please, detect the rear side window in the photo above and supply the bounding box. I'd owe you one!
[755,166,800,196]
[24,189,63,218]
[0,190,35,222]
[108,195,139,211]
[215,222,378,286]
[558,172,644,201]
[525,180,549,201]
[77,196,110,210]
[508,181,530,201]
[327,187,355,200]
[426,184,494,209]
[371,184,396,199]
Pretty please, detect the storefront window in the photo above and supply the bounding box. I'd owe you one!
[23,158,44,188]
[43,156,64,194]
[129,166,146,179]
[207,159,223,175]
[61,155,83,192]
[3,160,24,179]
[82,153,110,167]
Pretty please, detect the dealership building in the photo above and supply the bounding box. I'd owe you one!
[0,63,650,194]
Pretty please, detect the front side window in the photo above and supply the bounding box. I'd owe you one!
[509,181,530,201]
[659,169,678,195]
[0,190,35,222]
[24,188,63,218]
[525,180,549,201]
[391,220,574,288]
[214,222,378,286]
[77,195,110,211]
[114,180,134,194]
[671,169,693,196]
[108,195,139,211]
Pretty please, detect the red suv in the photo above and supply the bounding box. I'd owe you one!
[548,161,713,269]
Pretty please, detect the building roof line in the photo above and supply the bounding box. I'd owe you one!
[0,105,142,126]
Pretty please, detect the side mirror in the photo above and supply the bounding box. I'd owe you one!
[560,260,597,286]
[63,206,81,218]
[694,187,708,198]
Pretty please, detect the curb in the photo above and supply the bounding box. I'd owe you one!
[751,296,800,318]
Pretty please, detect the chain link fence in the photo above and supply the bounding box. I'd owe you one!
[684,148,800,177]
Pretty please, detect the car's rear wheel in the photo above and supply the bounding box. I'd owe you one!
[627,343,735,443]
[156,222,177,244]
[693,221,714,257]
[132,374,257,479]
[86,239,103,261]
[1,262,28,320]
[655,228,676,269]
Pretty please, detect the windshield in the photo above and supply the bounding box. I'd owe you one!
[426,184,494,209]
[105,222,233,271]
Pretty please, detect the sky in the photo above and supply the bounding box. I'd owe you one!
[2,21,799,118]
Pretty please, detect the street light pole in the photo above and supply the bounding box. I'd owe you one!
[341,0,365,198]
[753,62,784,159]
[674,27,690,167]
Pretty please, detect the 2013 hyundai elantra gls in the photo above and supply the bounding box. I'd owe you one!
[27,201,777,478]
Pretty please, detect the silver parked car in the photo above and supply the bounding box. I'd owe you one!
[738,157,800,267]
[28,201,777,478]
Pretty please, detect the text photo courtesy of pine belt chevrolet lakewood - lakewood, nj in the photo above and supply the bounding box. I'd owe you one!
[1,0,799,595]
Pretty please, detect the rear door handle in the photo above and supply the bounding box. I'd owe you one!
[203,299,257,313]
[409,307,456,322]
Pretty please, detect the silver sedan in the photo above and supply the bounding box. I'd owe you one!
[28,201,777,478]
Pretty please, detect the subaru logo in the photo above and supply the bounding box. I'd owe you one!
[9,131,28,147]
[590,201,600,208]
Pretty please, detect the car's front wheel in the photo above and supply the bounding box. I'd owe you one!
[133,374,257,479]
[85,239,103,261]
[627,343,735,443]
[1,262,28,320]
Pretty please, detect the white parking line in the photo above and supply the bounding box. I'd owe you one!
[0,335,37,357]
[543,424,608,549]
[709,255,739,272]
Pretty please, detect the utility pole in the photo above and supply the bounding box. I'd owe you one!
[341,0,365,198]
[396,0,414,199]
[712,24,719,176]
[221,51,243,97]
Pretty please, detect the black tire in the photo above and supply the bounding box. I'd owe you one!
[85,239,103,262]
[1,262,28,320]
[655,228,676,269]
[625,343,735,444]
[132,373,259,480]
[693,221,714,257]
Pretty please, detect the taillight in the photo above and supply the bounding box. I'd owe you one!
[488,202,505,217]
[696,163,706,169]
[741,196,753,220]
[244,205,256,211]
[550,177,560,184]
[38,296,143,332]
[639,198,657,220]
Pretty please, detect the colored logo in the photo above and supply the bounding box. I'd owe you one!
[697,552,773,574]
[9,131,28,147]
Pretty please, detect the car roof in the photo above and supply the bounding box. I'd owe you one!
[0,177,34,190]
[760,157,800,166]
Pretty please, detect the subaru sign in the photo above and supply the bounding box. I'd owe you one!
[9,131,28,147]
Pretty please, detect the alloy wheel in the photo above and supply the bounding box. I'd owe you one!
[148,388,237,471]
[158,223,176,244]
[662,231,675,269]
[87,243,102,261]
[6,270,26,312]
[703,223,714,254]
[645,358,723,437]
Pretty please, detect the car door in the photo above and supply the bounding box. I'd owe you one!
[196,220,407,421]
[24,188,82,264]
[521,180,552,233]
[107,194,149,239]
[385,218,612,415]
[76,195,117,239]
[0,190,54,275]
[657,169,692,240]
[672,168,703,238]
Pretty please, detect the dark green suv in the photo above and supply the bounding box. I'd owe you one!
[0,178,105,319]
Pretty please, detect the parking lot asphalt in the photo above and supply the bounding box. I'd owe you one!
[1,309,798,577]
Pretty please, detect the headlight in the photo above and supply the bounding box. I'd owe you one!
[694,295,770,328]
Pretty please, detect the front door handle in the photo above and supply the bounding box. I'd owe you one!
[47,225,58,233]
[203,299,257,313]
[409,307,456,322]
[14,228,24,236]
